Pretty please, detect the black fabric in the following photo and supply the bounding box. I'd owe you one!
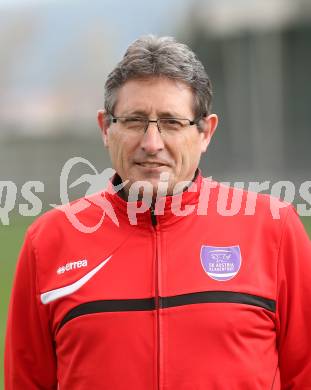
[159,291,276,312]
[58,298,156,332]
[57,291,276,332]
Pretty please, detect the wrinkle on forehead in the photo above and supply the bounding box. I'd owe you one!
[113,76,195,118]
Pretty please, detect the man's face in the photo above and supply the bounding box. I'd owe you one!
[98,77,217,198]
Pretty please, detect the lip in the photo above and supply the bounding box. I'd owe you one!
[135,161,169,168]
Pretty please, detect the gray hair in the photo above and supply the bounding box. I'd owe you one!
[104,35,213,119]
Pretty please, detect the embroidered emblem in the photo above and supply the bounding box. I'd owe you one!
[200,245,242,281]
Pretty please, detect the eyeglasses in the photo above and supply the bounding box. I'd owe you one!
[109,115,198,136]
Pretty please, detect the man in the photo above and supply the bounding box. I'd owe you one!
[5,35,311,389]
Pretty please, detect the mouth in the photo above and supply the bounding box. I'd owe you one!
[135,161,169,168]
[136,162,167,168]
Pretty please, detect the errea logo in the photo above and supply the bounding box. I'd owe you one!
[57,260,88,275]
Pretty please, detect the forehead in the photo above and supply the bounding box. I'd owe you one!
[113,77,195,116]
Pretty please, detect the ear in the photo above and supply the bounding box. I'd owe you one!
[199,114,218,152]
[97,109,110,147]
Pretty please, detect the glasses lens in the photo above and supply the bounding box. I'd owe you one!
[120,117,146,132]
[159,119,189,133]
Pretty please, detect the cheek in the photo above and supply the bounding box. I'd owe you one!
[174,134,201,168]
[107,134,125,167]
[108,133,137,172]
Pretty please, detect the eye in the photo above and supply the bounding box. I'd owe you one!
[123,117,143,123]
[160,118,186,131]
[121,117,145,129]
[164,119,182,125]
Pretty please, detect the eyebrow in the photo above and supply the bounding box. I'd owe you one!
[122,110,149,117]
[119,110,188,118]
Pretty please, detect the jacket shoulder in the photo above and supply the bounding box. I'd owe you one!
[203,178,293,220]
[27,191,109,243]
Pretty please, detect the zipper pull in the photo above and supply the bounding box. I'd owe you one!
[150,205,157,226]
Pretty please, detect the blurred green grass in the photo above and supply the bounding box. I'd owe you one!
[0,217,35,389]
[1,216,310,388]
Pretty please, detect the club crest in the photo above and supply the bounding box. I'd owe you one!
[200,245,242,282]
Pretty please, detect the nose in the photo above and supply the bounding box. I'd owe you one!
[140,122,164,154]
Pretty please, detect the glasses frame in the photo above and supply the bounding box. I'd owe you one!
[109,115,199,134]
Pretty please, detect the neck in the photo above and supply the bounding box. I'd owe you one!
[112,169,200,203]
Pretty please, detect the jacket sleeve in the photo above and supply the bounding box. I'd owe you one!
[5,229,58,389]
[276,206,311,389]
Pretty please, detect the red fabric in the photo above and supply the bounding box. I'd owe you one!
[5,174,311,389]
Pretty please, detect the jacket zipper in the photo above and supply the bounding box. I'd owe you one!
[150,206,160,390]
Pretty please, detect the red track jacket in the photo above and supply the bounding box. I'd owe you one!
[5,173,311,389]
